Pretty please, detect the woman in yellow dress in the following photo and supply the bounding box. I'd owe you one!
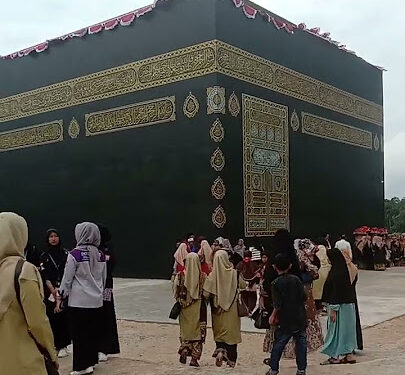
[203,250,245,368]
[174,252,207,367]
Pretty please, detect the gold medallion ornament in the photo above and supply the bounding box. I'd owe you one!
[228,91,240,117]
[210,147,225,171]
[210,118,225,143]
[381,134,384,153]
[212,205,226,228]
[211,177,226,200]
[68,117,80,139]
[183,92,199,118]
[374,134,380,151]
[207,86,226,115]
[290,110,300,131]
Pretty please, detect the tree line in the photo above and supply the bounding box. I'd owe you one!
[385,197,405,233]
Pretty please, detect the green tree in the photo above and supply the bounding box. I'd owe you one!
[385,197,405,233]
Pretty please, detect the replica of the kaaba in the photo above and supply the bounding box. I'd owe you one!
[0,0,384,277]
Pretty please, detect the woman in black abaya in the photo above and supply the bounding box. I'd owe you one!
[40,229,71,357]
[97,224,120,361]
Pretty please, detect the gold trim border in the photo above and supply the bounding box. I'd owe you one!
[85,96,176,136]
[0,40,383,126]
[0,120,63,152]
[301,112,373,149]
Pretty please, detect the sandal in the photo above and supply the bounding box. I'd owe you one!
[341,355,356,364]
[215,351,224,367]
[190,359,200,367]
[320,358,341,365]
[263,358,271,366]
[179,349,187,364]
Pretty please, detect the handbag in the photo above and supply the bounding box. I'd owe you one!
[14,259,60,375]
[235,272,249,318]
[253,309,270,329]
[169,301,182,320]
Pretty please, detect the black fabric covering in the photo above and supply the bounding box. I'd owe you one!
[322,248,357,305]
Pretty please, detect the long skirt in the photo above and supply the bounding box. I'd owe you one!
[99,294,120,355]
[178,300,207,360]
[263,285,323,358]
[70,307,101,371]
[322,303,357,358]
[354,299,363,350]
[45,299,70,351]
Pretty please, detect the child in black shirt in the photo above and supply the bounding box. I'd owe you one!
[267,253,307,375]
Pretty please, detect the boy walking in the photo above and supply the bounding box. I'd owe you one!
[267,253,308,375]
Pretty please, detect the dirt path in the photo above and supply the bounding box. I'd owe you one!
[59,315,405,375]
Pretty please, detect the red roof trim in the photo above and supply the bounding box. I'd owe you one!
[0,0,384,70]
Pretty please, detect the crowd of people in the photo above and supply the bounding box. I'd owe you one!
[172,231,364,374]
[353,226,405,270]
[1,210,401,375]
[0,212,120,375]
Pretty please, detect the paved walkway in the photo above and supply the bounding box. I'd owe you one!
[114,267,405,330]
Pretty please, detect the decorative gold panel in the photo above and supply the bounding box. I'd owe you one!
[207,86,226,115]
[85,97,175,136]
[211,177,226,200]
[209,118,225,143]
[228,91,241,117]
[290,110,300,131]
[0,40,382,126]
[0,41,216,123]
[216,41,383,126]
[373,134,380,151]
[0,120,63,152]
[301,113,372,149]
[212,205,226,229]
[242,94,289,237]
[68,117,80,139]
[210,147,225,172]
[183,92,200,119]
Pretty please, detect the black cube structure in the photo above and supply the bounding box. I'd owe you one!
[0,0,384,277]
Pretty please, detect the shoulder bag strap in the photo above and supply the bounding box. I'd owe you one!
[14,259,51,360]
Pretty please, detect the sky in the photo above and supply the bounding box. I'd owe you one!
[0,0,403,198]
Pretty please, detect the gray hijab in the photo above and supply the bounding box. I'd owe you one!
[75,222,101,274]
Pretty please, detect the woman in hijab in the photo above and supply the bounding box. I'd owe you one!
[236,250,260,314]
[198,238,213,275]
[321,248,358,365]
[283,239,323,357]
[40,228,70,358]
[97,224,120,362]
[312,238,332,311]
[0,212,58,375]
[57,222,107,375]
[174,237,191,273]
[203,250,246,368]
[174,252,207,367]
[233,239,246,258]
[335,238,364,351]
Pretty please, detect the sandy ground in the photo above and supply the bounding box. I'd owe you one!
[59,315,405,375]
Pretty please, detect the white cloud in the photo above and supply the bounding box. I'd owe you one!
[385,132,405,198]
